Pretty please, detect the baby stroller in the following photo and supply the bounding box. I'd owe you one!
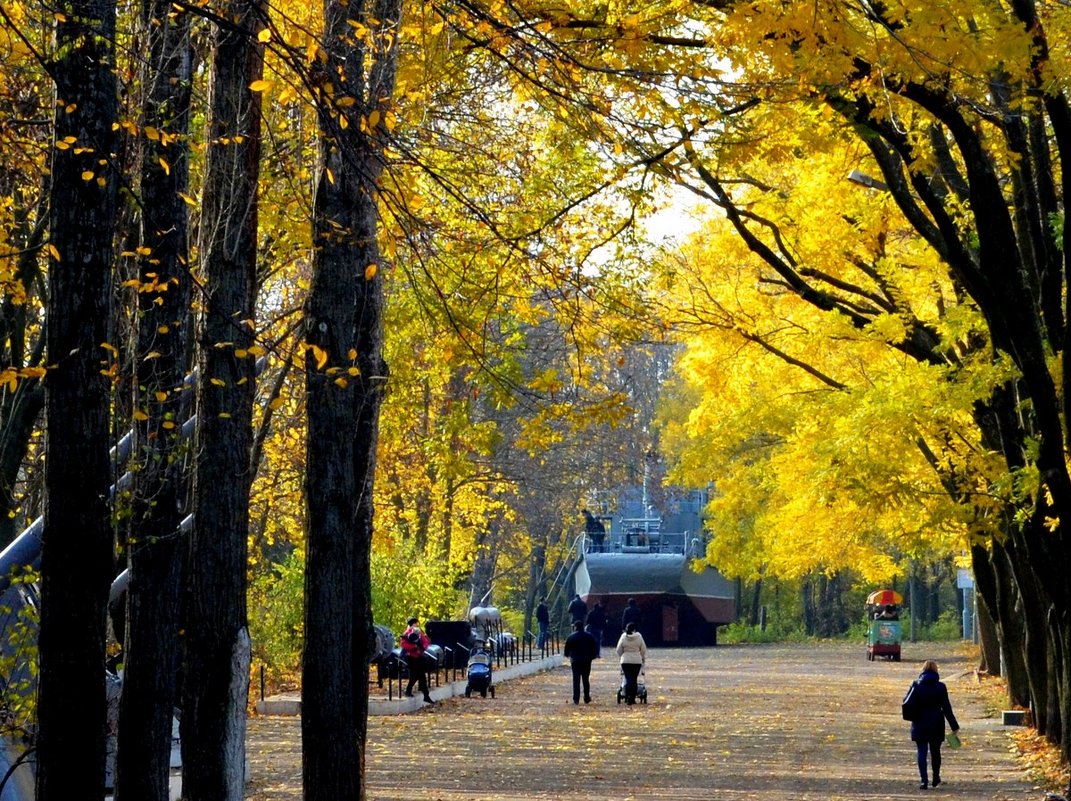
[464,642,495,698]
[617,667,648,704]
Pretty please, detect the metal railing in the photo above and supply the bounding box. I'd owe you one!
[582,529,704,557]
[370,624,561,701]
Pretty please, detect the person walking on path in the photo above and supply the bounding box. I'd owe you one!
[905,659,960,790]
[568,593,587,625]
[585,601,606,658]
[536,597,550,649]
[615,621,647,705]
[563,620,599,704]
[400,616,434,704]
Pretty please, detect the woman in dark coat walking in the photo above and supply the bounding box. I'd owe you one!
[907,659,960,790]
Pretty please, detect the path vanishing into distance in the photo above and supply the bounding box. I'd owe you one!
[245,640,1044,801]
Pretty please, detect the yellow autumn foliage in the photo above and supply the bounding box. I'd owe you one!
[656,137,1003,584]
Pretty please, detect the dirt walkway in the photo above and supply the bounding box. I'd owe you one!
[245,641,1040,800]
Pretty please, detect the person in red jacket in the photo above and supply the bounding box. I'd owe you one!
[401,617,433,703]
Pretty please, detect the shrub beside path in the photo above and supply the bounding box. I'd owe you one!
[245,640,1042,800]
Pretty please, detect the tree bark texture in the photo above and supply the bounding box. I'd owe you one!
[301,65,360,801]
[113,3,194,798]
[36,0,118,797]
[300,0,398,796]
[181,2,263,798]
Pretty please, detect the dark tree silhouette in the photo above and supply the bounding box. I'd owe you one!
[180,1,264,797]
[113,1,194,798]
[301,0,399,796]
[36,0,118,796]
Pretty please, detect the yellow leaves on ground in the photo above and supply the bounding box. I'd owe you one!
[1011,723,1067,789]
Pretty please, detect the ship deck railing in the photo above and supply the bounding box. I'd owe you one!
[583,530,702,557]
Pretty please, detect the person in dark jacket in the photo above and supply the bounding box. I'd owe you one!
[563,620,599,704]
[621,597,642,631]
[536,597,550,649]
[582,509,606,552]
[585,602,606,658]
[908,659,960,789]
[568,593,588,624]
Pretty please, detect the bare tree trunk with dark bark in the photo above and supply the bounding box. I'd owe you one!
[180,2,264,798]
[301,31,360,798]
[36,0,118,796]
[351,193,389,797]
[300,0,398,796]
[113,3,194,798]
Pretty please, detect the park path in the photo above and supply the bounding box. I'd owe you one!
[245,641,1041,801]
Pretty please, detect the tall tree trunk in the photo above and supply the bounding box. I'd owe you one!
[748,578,763,628]
[301,0,398,796]
[970,542,1003,678]
[468,520,499,611]
[180,2,263,798]
[413,377,432,552]
[302,237,357,799]
[441,474,456,561]
[300,14,361,798]
[975,599,1001,676]
[349,0,398,790]
[801,579,814,636]
[974,533,1034,708]
[813,573,849,637]
[36,0,118,796]
[346,54,392,801]
[523,542,547,639]
[113,3,193,799]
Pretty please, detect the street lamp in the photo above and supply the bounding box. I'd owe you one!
[846,169,889,191]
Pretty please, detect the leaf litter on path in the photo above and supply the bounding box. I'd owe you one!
[245,641,1042,801]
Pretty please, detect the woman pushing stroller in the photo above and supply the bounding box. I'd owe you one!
[615,621,647,705]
